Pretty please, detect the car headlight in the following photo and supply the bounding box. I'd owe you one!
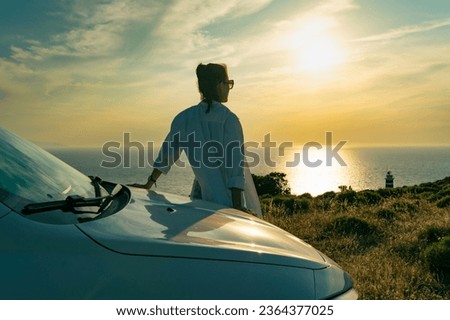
[314,267,357,299]
[331,287,359,300]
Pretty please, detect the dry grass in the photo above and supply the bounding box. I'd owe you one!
[262,184,450,299]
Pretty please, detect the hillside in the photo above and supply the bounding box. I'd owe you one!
[260,176,450,299]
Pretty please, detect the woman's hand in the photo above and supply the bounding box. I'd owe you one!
[128,171,161,191]
[128,181,153,190]
[234,205,257,216]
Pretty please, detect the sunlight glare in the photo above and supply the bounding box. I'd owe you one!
[299,37,345,72]
[280,16,347,74]
[286,147,351,196]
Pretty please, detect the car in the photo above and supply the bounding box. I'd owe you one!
[0,127,357,299]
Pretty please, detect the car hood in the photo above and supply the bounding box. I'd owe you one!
[77,188,328,269]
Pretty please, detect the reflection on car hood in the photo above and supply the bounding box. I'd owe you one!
[78,188,327,269]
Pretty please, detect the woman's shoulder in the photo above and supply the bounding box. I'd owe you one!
[220,103,240,122]
[173,101,239,122]
[179,101,208,114]
[173,103,200,119]
[211,101,239,118]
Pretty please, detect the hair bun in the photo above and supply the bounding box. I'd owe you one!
[196,63,208,79]
[195,63,228,113]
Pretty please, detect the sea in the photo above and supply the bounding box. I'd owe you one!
[48,146,450,197]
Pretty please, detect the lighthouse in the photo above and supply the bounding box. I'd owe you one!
[385,171,394,188]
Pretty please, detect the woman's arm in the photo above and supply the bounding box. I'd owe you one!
[129,113,183,190]
[224,113,247,210]
[231,187,243,209]
[231,187,255,215]
[223,114,245,189]
[128,168,162,190]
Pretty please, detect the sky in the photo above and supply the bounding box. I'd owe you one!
[0,0,449,148]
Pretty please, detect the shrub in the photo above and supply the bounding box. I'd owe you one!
[295,197,311,213]
[392,242,421,263]
[376,208,396,221]
[320,191,336,198]
[420,192,434,200]
[335,190,357,205]
[418,226,450,244]
[299,193,313,200]
[270,195,310,214]
[376,187,404,198]
[315,191,336,211]
[252,172,291,196]
[428,186,450,202]
[281,197,297,214]
[271,195,286,207]
[260,197,272,205]
[316,191,336,203]
[390,200,418,213]
[322,216,382,251]
[409,185,440,194]
[422,236,450,274]
[357,190,383,205]
[436,196,450,208]
[326,216,378,237]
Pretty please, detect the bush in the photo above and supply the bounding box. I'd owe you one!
[315,191,336,211]
[422,236,450,274]
[295,197,311,213]
[326,216,378,237]
[420,192,434,200]
[436,196,450,208]
[316,191,336,202]
[357,190,383,205]
[376,187,404,198]
[271,195,310,214]
[299,193,313,200]
[271,195,286,207]
[390,200,418,213]
[376,208,396,221]
[336,190,357,205]
[428,186,450,202]
[418,226,450,244]
[279,197,296,214]
[322,216,382,250]
[252,172,291,196]
[409,185,440,194]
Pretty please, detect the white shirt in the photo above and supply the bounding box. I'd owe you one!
[153,101,262,216]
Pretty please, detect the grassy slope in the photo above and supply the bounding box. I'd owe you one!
[261,177,450,299]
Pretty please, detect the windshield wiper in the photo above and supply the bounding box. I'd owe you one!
[22,194,113,215]
[89,175,102,197]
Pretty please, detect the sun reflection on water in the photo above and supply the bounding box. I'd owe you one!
[251,147,361,196]
[288,148,352,195]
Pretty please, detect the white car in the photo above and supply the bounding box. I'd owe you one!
[0,127,357,299]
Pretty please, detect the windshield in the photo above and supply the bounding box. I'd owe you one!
[0,128,102,212]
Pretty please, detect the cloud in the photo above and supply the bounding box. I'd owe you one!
[154,0,272,37]
[6,0,274,82]
[311,0,358,14]
[144,0,272,63]
[82,0,162,24]
[2,0,166,106]
[2,0,448,147]
[10,0,160,62]
[218,0,357,82]
[354,18,450,42]
[58,24,123,56]
[0,58,34,98]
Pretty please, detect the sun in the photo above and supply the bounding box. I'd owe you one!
[300,37,345,72]
[280,16,347,74]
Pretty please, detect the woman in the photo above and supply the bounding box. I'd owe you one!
[131,63,261,216]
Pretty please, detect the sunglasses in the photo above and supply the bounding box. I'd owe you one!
[222,79,234,89]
